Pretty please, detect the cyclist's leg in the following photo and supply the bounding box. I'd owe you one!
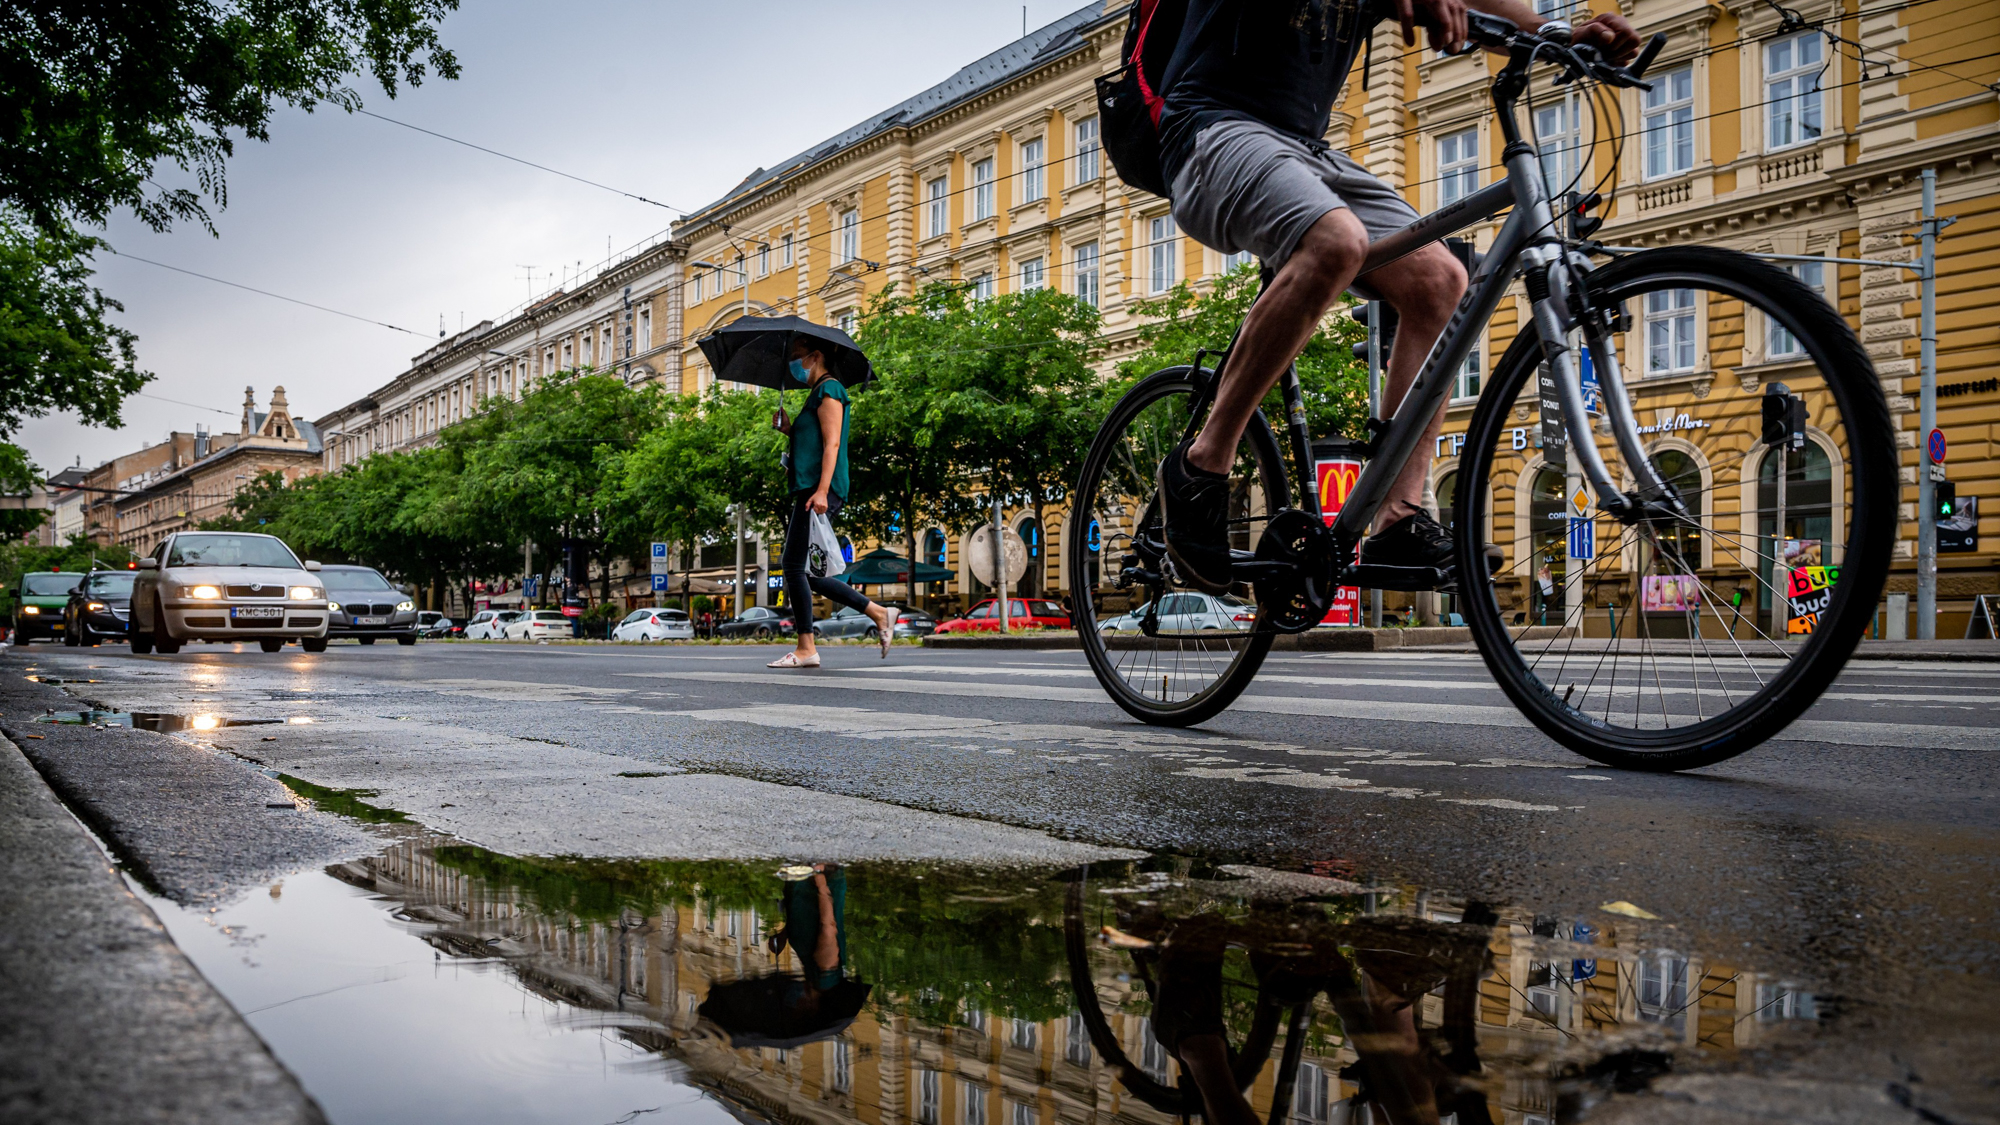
[1365,243,1468,524]
[1186,208,1366,475]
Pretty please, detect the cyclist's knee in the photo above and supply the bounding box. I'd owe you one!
[1285,214,1367,297]
[1386,247,1466,323]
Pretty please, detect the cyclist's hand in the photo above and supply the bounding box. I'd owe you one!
[1400,0,1468,53]
[1573,13,1641,63]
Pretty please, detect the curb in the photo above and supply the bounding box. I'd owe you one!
[921,626,1573,651]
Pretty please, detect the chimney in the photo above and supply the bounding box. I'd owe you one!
[195,423,209,458]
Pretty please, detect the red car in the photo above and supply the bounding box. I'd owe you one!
[934,597,1070,634]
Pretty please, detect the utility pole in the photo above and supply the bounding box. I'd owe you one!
[1365,300,1384,628]
[1917,168,1943,640]
[733,505,747,620]
[992,496,1010,631]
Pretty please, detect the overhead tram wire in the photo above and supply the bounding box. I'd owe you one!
[354,110,687,213]
[105,249,430,337]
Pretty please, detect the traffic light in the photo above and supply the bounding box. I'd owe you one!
[1347,301,1399,365]
[1936,479,1957,521]
[1761,383,1806,448]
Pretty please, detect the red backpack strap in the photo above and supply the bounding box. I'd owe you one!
[1131,0,1169,126]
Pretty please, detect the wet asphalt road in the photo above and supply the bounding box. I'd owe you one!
[13,638,2000,1121]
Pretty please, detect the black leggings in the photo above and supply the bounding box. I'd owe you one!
[782,490,871,635]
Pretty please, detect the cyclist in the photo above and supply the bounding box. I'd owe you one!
[1155,0,1639,593]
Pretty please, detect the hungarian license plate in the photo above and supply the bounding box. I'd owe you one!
[356,616,387,626]
[231,606,283,620]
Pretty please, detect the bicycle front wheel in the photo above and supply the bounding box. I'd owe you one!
[1457,246,1896,770]
[1070,367,1289,727]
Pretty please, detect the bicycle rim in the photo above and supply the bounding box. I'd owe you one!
[1070,368,1286,726]
[1457,247,1895,769]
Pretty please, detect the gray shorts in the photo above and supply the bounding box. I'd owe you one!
[1169,117,1420,272]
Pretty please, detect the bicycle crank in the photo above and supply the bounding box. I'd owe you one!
[1248,509,1338,634]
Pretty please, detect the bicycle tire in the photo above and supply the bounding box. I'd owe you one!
[1457,246,1895,770]
[1071,367,1289,727]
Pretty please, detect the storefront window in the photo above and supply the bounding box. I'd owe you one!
[1756,441,1833,609]
[1649,448,1704,569]
[1016,516,1043,594]
[1530,467,1568,623]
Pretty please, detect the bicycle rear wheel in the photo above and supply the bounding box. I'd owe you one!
[1070,367,1289,727]
[1457,246,1895,770]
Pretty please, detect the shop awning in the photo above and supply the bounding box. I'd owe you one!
[840,548,953,586]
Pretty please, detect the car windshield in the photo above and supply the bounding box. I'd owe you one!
[1030,600,1065,616]
[166,534,300,569]
[21,574,80,596]
[324,569,395,591]
[621,610,649,624]
[84,572,136,595]
[534,611,567,621]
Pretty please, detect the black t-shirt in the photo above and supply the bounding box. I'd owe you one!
[1157,0,1383,187]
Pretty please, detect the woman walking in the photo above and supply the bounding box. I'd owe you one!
[768,338,895,668]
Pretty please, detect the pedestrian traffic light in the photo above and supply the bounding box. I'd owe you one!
[1761,383,1806,448]
[1347,301,1399,366]
[1936,479,1957,521]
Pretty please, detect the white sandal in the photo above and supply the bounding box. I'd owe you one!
[873,609,894,658]
[767,651,820,669]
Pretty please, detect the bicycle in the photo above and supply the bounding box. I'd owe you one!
[1068,15,1895,771]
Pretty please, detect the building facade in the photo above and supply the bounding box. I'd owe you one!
[112,388,323,549]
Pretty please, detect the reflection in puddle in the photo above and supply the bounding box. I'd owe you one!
[139,834,1819,1125]
[33,710,290,731]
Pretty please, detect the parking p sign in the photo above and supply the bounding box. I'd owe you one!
[651,574,669,592]
[650,541,670,576]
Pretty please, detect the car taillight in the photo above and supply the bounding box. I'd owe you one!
[1232,612,1255,623]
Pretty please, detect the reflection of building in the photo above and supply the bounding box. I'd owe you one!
[330,841,1815,1125]
[111,387,323,549]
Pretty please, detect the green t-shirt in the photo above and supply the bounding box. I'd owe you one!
[789,379,851,499]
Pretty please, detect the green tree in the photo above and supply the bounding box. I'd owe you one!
[613,385,789,568]
[0,441,47,540]
[4,0,460,236]
[1117,264,1370,442]
[0,219,149,435]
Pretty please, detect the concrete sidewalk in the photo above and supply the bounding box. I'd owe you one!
[0,676,326,1125]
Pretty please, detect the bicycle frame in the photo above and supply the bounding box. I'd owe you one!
[1245,45,1672,565]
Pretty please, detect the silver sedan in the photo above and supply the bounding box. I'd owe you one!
[129,531,330,654]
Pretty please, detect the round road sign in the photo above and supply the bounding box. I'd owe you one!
[1929,428,1947,464]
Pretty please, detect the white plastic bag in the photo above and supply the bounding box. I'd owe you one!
[807,510,847,578]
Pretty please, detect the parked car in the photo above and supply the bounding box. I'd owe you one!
[461,610,522,640]
[128,531,330,654]
[64,569,136,646]
[321,565,418,645]
[1098,592,1257,635]
[8,571,80,643]
[612,608,695,642]
[714,606,795,639]
[503,609,574,640]
[813,603,937,641]
[933,597,1070,634]
[416,611,459,638]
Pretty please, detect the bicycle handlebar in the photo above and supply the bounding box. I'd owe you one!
[1459,11,1667,91]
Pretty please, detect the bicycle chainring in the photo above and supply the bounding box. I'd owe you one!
[1252,509,1338,634]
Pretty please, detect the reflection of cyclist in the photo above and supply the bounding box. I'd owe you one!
[1155,0,1638,592]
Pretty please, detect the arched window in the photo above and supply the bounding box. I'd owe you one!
[1436,469,1458,533]
[1084,514,1103,590]
[1015,516,1044,595]
[1757,441,1833,609]
[1649,447,1704,569]
[1528,467,1568,623]
[921,528,947,599]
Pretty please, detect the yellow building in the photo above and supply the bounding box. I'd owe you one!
[674,0,1999,630]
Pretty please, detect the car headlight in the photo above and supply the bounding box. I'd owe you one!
[326,601,342,613]
[86,601,105,611]
[20,605,39,615]
[396,601,414,612]
[185,584,222,599]
[290,586,319,601]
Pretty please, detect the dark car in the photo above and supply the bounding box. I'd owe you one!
[64,569,136,646]
[321,565,418,645]
[813,603,938,641]
[417,611,460,638]
[714,606,796,639]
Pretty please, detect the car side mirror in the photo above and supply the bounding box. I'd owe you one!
[303,560,322,572]
[137,558,158,570]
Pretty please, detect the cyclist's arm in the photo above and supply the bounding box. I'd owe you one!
[1465,0,1642,60]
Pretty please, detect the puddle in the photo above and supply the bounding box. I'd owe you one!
[134,834,1819,1125]
[33,710,296,731]
[24,675,102,684]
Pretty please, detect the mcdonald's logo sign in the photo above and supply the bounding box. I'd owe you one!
[1316,457,1363,527]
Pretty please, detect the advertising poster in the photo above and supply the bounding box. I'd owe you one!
[1785,562,1842,635]
[1316,456,1362,528]
[1640,574,1701,613]
[1781,538,1823,570]
[1321,585,1363,627]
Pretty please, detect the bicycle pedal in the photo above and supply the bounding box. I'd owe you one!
[1347,563,1455,592]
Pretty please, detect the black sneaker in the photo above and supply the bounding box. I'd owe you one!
[1157,442,1234,593]
[1359,510,1455,571]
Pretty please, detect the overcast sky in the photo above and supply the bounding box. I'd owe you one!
[22,0,1092,474]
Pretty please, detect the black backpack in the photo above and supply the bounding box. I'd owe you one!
[1094,0,1189,199]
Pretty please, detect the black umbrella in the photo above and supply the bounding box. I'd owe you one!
[697,972,873,1050]
[695,315,874,391]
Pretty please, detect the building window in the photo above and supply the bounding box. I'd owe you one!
[832,1040,852,1093]
[839,209,859,264]
[1074,241,1099,307]
[959,1079,986,1125]
[1074,116,1100,183]
[581,332,593,368]
[1643,66,1695,179]
[1008,1018,1039,1050]
[1292,1061,1334,1124]
[638,308,651,353]
[926,177,949,238]
[915,1069,941,1125]
[1437,126,1480,205]
[1221,248,1255,273]
[1149,214,1177,293]
[1649,447,1705,566]
[602,325,613,364]
[1644,288,1697,374]
[970,271,995,301]
[781,233,794,265]
[837,310,857,335]
[1638,956,1689,1020]
[972,158,996,221]
[1535,100,1581,195]
[1769,259,1825,358]
[1018,257,1045,291]
[1454,343,1482,401]
[690,273,702,303]
[1021,137,1045,201]
[1765,32,1823,151]
[1755,983,1817,1021]
[1064,1012,1091,1065]
[1008,1101,1035,1125]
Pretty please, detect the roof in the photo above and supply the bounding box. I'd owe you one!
[680,2,1109,226]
